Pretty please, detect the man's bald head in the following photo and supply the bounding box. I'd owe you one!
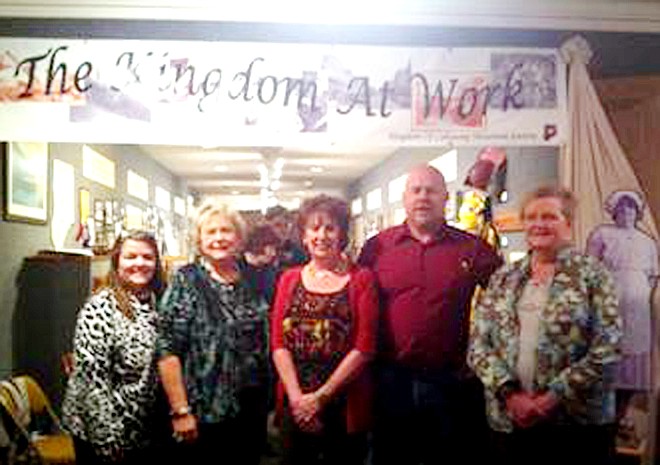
[403,164,448,232]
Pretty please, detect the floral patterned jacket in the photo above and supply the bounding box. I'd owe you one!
[468,247,621,433]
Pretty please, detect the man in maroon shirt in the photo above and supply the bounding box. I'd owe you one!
[359,164,502,465]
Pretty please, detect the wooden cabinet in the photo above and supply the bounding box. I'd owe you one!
[13,252,91,409]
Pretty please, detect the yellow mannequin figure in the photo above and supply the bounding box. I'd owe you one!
[456,151,506,320]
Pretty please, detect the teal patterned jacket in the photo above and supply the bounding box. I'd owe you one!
[156,262,269,424]
[468,247,621,433]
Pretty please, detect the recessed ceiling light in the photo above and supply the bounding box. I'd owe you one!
[213,165,229,172]
[231,190,241,195]
[304,180,313,187]
[310,166,324,173]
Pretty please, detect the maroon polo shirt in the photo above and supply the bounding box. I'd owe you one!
[358,223,502,371]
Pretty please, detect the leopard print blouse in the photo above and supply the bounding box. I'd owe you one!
[62,289,158,460]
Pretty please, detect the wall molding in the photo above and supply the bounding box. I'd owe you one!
[0,1,660,32]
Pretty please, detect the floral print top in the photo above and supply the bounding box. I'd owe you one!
[468,247,621,433]
[156,261,269,424]
[283,283,352,392]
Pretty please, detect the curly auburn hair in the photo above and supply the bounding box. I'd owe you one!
[297,195,350,250]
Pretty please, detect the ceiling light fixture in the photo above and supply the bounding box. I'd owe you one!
[257,157,287,211]
[213,165,229,172]
[310,166,324,173]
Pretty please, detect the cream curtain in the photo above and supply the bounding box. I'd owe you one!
[559,35,659,247]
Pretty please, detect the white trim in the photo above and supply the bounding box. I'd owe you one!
[1,1,660,32]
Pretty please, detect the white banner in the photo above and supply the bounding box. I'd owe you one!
[0,39,567,146]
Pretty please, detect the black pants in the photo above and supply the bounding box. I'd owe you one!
[160,386,268,465]
[73,436,151,465]
[491,423,617,465]
[283,398,368,465]
[371,364,490,465]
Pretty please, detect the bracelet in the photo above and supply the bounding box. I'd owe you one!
[170,406,191,418]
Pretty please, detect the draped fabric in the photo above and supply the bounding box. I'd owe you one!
[559,35,659,248]
[560,35,660,462]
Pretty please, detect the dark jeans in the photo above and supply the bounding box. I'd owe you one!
[283,397,368,465]
[160,386,268,465]
[491,423,617,465]
[372,363,490,465]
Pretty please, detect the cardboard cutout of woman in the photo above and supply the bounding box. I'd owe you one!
[587,190,659,395]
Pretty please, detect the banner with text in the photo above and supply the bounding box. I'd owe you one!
[0,39,567,146]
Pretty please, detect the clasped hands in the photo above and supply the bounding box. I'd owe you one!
[505,391,559,428]
[290,391,326,434]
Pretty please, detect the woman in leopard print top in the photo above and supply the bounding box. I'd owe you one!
[62,231,165,464]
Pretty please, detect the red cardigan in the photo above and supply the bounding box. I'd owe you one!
[270,265,379,432]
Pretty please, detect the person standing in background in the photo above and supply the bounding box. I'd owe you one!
[359,164,501,465]
[243,223,282,306]
[266,206,308,271]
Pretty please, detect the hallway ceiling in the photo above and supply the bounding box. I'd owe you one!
[139,144,396,209]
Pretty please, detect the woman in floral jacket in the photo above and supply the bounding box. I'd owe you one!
[468,186,621,465]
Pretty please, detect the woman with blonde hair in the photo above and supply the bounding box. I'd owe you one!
[63,230,165,464]
[156,201,269,464]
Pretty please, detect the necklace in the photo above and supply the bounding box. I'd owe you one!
[530,264,555,286]
[204,259,239,284]
[307,257,349,280]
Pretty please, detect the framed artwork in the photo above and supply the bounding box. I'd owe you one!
[2,142,49,224]
[493,208,524,232]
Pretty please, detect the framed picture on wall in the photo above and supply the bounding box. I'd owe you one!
[2,141,49,224]
[493,208,524,233]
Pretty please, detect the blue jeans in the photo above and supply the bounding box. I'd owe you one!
[372,363,488,465]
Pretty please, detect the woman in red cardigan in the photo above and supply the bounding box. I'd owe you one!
[271,195,379,465]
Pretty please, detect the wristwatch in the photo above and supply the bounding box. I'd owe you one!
[170,405,191,418]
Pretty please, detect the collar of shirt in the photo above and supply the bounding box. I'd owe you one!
[392,221,449,245]
[199,257,236,285]
[514,245,576,283]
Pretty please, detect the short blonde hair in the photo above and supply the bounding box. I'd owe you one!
[519,185,576,223]
[194,201,247,253]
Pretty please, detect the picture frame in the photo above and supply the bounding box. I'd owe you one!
[493,208,524,233]
[79,188,90,223]
[2,142,49,224]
